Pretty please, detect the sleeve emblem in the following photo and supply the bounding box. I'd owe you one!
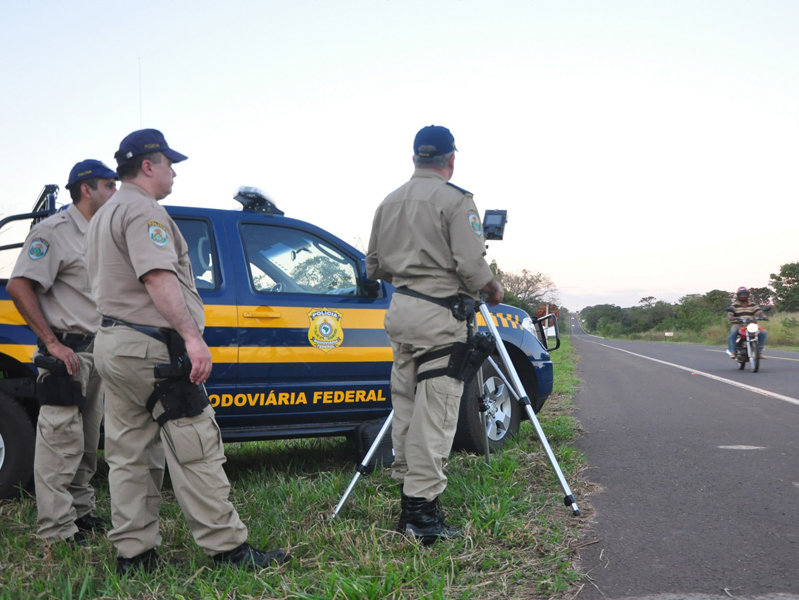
[28,238,50,260]
[467,211,483,237]
[148,221,169,247]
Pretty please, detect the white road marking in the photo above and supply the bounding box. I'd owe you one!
[704,349,799,362]
[717,445,765,450]
[585,339,799,407]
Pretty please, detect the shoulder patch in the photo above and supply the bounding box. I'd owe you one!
[467,210,483,237]
[148,221,169,247]
[446,182,472,196]
[28,238,50,260]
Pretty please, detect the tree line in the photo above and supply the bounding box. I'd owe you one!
[489,260,561,317]
[580,262,799,337]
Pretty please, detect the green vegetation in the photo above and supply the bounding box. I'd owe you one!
[0,336,587,600]
[607,311,799,349]
[581,303,798,350]
[579,262,799,348]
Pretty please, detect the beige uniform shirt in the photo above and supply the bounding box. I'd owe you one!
[85,182,204,331]
[10,204,100,335]
[366,169,494,298]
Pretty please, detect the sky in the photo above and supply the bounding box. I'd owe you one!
[1,0,797,311]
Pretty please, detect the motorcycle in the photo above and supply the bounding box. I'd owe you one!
[726,306,771,372]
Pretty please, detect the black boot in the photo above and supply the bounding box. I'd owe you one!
[213,542,288,569]
[116,549,181,575]
[75,513,110,533]
[396,488,411,534]
[403,496,462,546]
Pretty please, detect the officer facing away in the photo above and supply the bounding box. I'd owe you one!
[367,125,504,544]
[7,159,118,544]
[85,129,286,574]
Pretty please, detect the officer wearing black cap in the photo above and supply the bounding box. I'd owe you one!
[85,129,286,574]
[367,125,503,544]
[7,159,118,545]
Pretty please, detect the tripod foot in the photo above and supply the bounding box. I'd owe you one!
[565,495,580,517]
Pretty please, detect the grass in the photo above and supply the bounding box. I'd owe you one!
[0,335,587,600]
[604,312,799,350]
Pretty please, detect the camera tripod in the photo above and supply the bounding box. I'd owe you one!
[331,301,580,519]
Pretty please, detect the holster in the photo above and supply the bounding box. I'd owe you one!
[33,347,88,412]
[144,329,210,426]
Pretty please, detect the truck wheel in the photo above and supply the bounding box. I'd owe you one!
[0,393,36,499]
[452,359,521,454]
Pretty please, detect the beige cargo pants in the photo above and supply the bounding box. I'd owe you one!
[94,325,247,559]
[385,294,467,501]
[34,344,103,540]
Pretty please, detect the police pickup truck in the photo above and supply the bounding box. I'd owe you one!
[0,185,559,499]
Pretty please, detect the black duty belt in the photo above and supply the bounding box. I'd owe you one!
[38,332,95,353]
[394,287,459,310]
[394,287,477,322]
[101,317,173,345]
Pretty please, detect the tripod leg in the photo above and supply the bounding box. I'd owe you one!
[331,410,394,520]
[476,367,491,465]
[480,304,580,516]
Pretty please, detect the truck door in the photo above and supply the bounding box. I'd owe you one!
[227,219,393,428]
[172,215,239,413]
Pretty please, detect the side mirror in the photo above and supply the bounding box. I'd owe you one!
[763,305,773,312]
[357,258,382,298]
[725,306,735,312]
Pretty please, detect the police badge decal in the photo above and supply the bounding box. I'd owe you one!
[148,221,169,247]
[28,238,50,260]
[308,308,344,353]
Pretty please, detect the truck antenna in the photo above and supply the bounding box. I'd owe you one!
[138,57,143,128]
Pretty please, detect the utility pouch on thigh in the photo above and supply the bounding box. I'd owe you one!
[458,332,497,384]
[416,343,469,384]
[416,331,497,385]
[146,374,210,427]
[34,356,86,411]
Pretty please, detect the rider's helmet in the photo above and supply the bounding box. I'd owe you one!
[736,286,750,302]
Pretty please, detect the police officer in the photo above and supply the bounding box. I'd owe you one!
[366,125,503,544]
[7,159,118,544]
[85,129,286,574]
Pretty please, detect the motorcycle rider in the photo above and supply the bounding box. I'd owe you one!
[727,287,768,359]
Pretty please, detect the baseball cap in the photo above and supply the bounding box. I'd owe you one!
[66,159,119,189]
[413,125,457,157]
[114,128,188,165]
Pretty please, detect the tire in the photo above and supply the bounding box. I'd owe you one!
[736,350,745,370]
[0,393,36,499]
[452,358,521,454]
[750,344,760,373]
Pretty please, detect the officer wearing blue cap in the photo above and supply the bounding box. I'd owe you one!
[7,159,118,545]
[86,129,286,574]
[367,125,503,545]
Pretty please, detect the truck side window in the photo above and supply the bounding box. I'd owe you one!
[240,224,362,296]
[174,218,217,290]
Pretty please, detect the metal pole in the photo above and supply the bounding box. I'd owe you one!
[476,367,491,465]
[480,304,580,516]
[330,410,394,519]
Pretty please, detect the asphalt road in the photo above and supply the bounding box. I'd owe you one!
[569,316,799,600]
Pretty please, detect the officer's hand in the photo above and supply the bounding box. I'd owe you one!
[46,341,80,376]
[481,279,504,306]
[185,337,212,384]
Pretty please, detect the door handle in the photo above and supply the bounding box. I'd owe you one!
[242,309,282,319]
